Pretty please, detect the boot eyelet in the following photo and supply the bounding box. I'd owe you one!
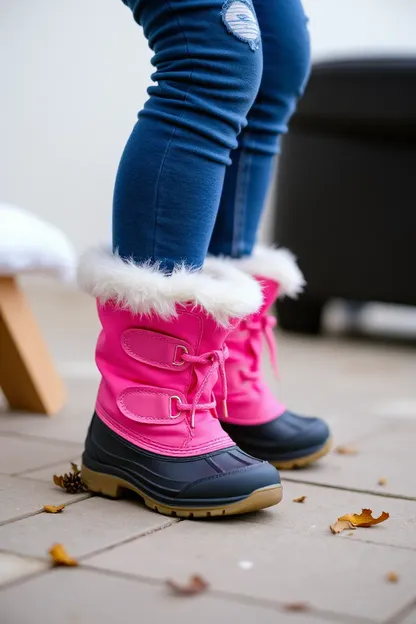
[169,396,182,419]
[172,345,188,366]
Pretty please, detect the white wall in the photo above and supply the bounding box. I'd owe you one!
[0,0,151,252]
[2,0,416,254]
[304,0,416,60]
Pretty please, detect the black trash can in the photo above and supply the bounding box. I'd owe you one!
[274,58,416,334]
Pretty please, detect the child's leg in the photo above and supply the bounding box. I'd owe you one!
[113,0,263,271]
[79,0,283,517]
[207,1,331,468]
[208,0,310,257]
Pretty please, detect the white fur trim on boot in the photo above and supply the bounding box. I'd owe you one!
[224,245,305,298]
[78,248,263,325]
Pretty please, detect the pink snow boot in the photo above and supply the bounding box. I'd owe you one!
[219,246,331,469]
[78,249,282,517]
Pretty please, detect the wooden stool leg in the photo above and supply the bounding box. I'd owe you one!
[0,276,66,415]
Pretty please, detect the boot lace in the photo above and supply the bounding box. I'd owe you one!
[239,315,279,382]
[171,346,229,429]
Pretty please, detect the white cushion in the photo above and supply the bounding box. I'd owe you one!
[0,203,76,282]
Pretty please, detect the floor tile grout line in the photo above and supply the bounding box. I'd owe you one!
[2,482,416,552]
[78,518,182,562]
[0,516,178,568]
[0,517,181,562]
[0,548,58,592]
[81,563,374,624]
[0,494,91,527]
[333,537,415,552]
[0,430,84,447]
[281,478,416,502]
[212,587,376,624]
[0,562,57,593]
[11,455,83,479]
[2,559,360,624]
[2,506,414,556]
[0,521,181,594]
[0,529,404,622]
[10,473,79,485]
[11,474,82,485]
[335,538,416,552]
[337,420,406,448]
[384,597,416,624]
[237,517,416,551]
[0,547,48,563]
[0,569,50,593]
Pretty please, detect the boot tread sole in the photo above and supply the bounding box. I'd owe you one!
[81,464,282,518]
[272,438,332,470]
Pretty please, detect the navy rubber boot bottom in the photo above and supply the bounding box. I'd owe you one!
[81,413,282,517]
[221,411,331,469]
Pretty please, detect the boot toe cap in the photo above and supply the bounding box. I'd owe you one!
[180,450,281,501]
[221,410,331,462]
[274,411,330,450]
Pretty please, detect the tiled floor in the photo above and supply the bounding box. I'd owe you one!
[1,292,416,624]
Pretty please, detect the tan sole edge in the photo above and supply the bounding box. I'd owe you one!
[81,465,283,518]
[271,438,332,470]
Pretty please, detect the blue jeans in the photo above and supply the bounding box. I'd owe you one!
[113,0,310,271]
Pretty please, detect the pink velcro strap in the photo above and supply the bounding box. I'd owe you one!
[121,328,192,370]
[117,386,187,425]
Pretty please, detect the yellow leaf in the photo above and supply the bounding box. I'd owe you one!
[71,462,81,474]
[378,477,387,486]
[53,475,64,488]
[293,496,307,503]
[167,574,209,595]
[387,572,399,583]
[338,508,389,527]
[49,543,78,567]
[330,520,356,534]
[43,504,65,514]
[335,446,357,455]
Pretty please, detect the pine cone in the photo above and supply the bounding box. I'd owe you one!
[62,471,85,494]
[53,463,87,494]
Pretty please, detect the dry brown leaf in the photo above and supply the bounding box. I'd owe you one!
[378,478,387,486]
[43,504,65,514]
[53,474,64,488]
[283,603,309,612]
[49,543,78,567]
[330,520,356,534]
[167,575,209,596]
[293,495,307,503]
[387,572,399,583]
[335,445,357,455]
[338,508,389,527]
